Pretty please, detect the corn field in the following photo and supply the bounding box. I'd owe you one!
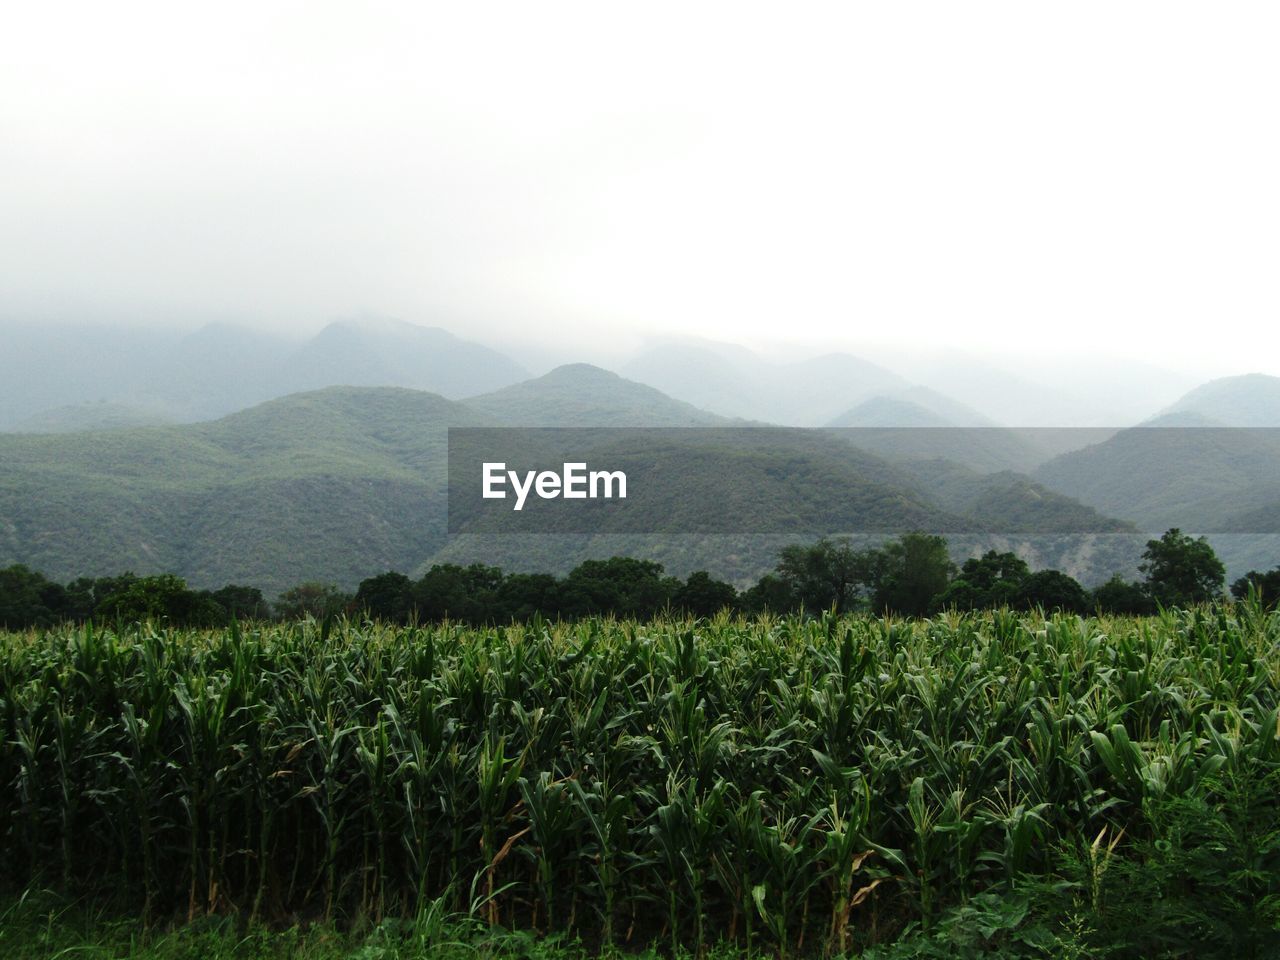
[2,606,1279,956]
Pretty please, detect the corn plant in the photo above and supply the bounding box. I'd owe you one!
[0,600,1277,955]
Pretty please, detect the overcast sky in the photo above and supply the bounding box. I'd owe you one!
[2,2,1277,375]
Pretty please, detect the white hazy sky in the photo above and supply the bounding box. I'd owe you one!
[2,2,1278,375]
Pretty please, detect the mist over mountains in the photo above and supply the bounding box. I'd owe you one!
[0,318,528,431]
[1,317,1278,593]
[0,317,1235,433]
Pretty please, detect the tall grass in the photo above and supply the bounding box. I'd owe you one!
[2,605,1278,955]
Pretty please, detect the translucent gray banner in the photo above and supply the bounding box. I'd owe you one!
[446,427,1280,535]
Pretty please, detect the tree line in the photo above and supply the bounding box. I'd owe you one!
[1,529,1276,630]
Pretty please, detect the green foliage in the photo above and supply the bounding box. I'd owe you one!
[1232,567,1280,607]
[934,551,1029,610]
[1045,769,1280,958]
[873,533,954,616]
[94,574,225,626]
[672,570,737,617]
[1140,528,1227,607]
[274,582,353,620]
[559,557,678,619]
[3,528,1248,631]
[3,604,1277,957]
[495,573,562,622]
[1091,573,1155,615]
[774,537,879,613]
[414,564,504,622]
[210,584,272,621]
[352,572,415,623]
[1013,569,1089,613]
[0,565,63,629]
[736,573,798,615]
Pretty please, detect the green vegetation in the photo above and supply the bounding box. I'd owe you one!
[463,364,727,426]
[2,603,1279,958]
[1034,421,1280,533]
[1233,566,1280,606]
[0,386,480,594]
[0,379,1152,595]
[0,529,1242,629]
[1139,528,1227,607]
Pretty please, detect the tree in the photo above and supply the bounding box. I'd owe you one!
[62,573,140,622]
[414,564,504,623]
[353,571,415,623]
[872,533,954,617]
[774,538,880,614]
[738,574,798,615]
[1140,528,1225,607]
[0,564,60,629]
[933,551,1029,610]
[560,558,678,619]
[274,582,352,620]
[673,571,737,617]
[1230,567,1280,607]
[1092,574,1155,615]
[496,573,563,622]
[210,584,272,621]
[95,574,223,625]
[1014,569,1088,613]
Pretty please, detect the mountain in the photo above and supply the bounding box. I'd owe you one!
[462,364,727,426]
[1155,374,1280,426]
[3,380,954,591]
[783,353,913,425]
[824,391,1056,473]
[1035,424,1280,532]
[619,341,908,425]
[152,322,295,420]
[0,318,529,431]
[280,317,529,399]
[0,387,490,593]
[1035,367,1280,537]
[900,460,1134,535]
[0,321,293,429]
[829,386,997,428]
[11,402,176,433]
[0,373,1134,593]
[850,346,1198,427]
[828,397,955,429]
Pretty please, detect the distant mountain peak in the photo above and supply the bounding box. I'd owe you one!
[284,321,529,400]
[539,362,626,382]
[619,343,906,426]
[1159,373,1280,427]
[463,364,725,426]
[827,396,955,429]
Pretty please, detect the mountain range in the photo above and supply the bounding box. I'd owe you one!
[1,318,1278,592]
[0,317,529,431]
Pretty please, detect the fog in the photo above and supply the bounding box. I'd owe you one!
[2,2,1279,377]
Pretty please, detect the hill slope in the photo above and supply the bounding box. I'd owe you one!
[1035,425,1280,531]
[0,319,530,430]
[0,388,490,593]
[0,376,1141,594]
[1157,374,1280,426]
[462,364,728,426]
[280,317,529,399]
[620,341,908,425]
